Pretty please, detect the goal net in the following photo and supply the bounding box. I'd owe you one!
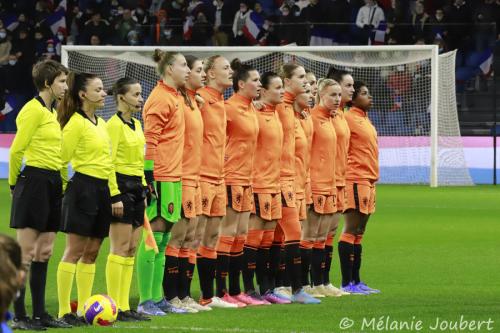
[62,45,473,186]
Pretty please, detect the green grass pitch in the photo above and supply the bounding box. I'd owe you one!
[1,180,500,333]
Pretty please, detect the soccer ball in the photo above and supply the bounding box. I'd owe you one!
[83,294,118,326]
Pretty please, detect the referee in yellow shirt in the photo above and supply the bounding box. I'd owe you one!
[55,72,112,327]
[9,59,71,330]
[105,78,150,322]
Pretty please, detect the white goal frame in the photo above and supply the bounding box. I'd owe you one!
[62,45,441,187]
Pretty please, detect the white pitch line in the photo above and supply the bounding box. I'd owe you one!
[111,326,301,333]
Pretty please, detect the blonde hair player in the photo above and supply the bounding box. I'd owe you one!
[196,55,237,308]
[325,67,355,295]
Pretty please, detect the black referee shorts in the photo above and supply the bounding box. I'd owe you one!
[10,166,62,232]
[113,173,146,228]
[60,172,112,239]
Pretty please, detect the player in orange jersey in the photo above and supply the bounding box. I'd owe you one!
[137,50,190,316]
[340,81,380,295]
[272,63,319,304]
[214,59,260,307]
[305,70,318,108]
[161,55,212,313]
[241,71,290,305]
[303,79,342,297]
[196,55,237,308]
[291,84,317,294]
[324,67,355,296]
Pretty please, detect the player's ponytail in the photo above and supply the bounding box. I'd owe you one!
[316,78,339,105]
[326,66,351,83]
[57,71,97,128]
[230,58,255,92]
[179,55,201,110]
[152,49,181,77]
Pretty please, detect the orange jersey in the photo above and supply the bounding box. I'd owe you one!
[310,105,336,195]
[197,86,226,184]
[345,106,379,184]
[143,80,184,181]
[294,112,309,197]
[252,103,283,193]
[224,93,259,186]
[300,110,313,185]
[332,110,350,186]
[181,89,204,186]
[276,91,296,181]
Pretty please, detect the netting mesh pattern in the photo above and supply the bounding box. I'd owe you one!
[66,48,472,185]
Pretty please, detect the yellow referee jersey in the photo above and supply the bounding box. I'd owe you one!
[61,110,112,189]
[9,96,62,186]
[107,112,146,197]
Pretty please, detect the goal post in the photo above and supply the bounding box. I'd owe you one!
[61,45,473,187]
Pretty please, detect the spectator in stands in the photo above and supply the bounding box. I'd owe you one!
[4,52,33,98]
[133,6,152,45]
[256,17,280,45]
[11,28,35,67]
[90,34,101,45]
[232,2,252,46]
[0,27,12,66]
[445,0,472,51]
[41,39,58,61]
[83,11,110,45]
[67,5,85,45]
[115,9,137,45]
[386,0,411,44]
[191,11,213,46]
[473,0,497,52]
[277,5,296,45]
[355,0,386,45]
[330,0,353,44]
[210,0,234,46]
[428,7,447,42]
[12,13,31,37]
[409,1,430,43]
[164,0,187,44]
[33,29,47,58]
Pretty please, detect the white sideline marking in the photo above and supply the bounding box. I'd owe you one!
[112,326,288,333]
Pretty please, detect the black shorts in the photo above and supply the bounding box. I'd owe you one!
[60,172,112,239]
[113,173,146,228]
[10,166,62,232]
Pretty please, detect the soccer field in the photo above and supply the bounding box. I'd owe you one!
[1,180,499,333]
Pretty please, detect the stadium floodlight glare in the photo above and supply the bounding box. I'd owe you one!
[62,45,472,187]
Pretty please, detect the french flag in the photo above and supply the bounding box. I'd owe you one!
[309,27,336,46]
[183,15,194,41]
[371,21,387,45]
[46,0,66,35]
[242,12,264,45]
[3,14,19,32]
[478,49,493,76]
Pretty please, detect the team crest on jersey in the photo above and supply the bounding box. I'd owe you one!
[186,200,193,212]
[168,202,174,214]
[235,193,242,204]
[202,197,209,208]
